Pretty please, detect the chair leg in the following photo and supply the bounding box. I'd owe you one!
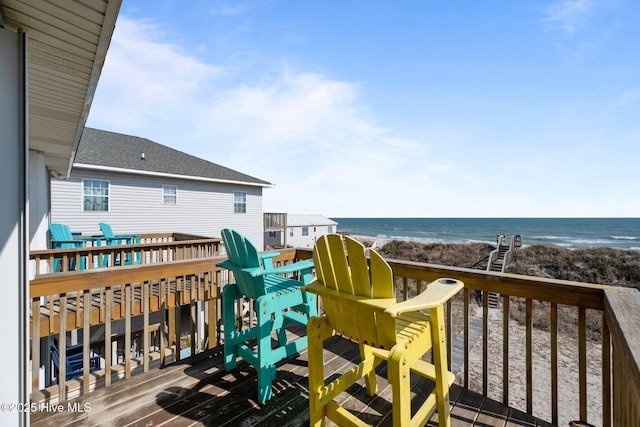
[276,322,288,347]
[359,343,378,396]
[430,305,451,427]
[305,292,318,317]
[257,299,276,403]
[222,285,241,371]
[389,346,411,426]
[257,364,275,403]
[308,316,331,427]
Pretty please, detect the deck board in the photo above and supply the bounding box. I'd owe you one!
[31,326,550,427]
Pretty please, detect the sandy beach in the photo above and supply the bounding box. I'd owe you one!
[457,307,603,426]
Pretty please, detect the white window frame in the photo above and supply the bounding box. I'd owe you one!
[82,179,110,212]
[233,191,247,214]
[302,226,309,237]
[163,185,177,205]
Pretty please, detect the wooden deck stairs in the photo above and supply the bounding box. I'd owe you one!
[485,234,522,307]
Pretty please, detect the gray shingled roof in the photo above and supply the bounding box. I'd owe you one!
[74,128,271,186]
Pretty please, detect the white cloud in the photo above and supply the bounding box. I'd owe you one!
[89,18,224,133]
[197,72,445,216]
[209,5,249,16]
[88,17,450,217]
[87,13,640,218]
[543,0,596,34]
[612,86,640,109]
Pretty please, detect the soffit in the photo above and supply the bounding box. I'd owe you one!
[0,0,121,177]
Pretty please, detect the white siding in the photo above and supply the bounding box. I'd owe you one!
[264,230,284,247]
[29,151,51,276]
[287,224,335,249]
[51,168,265,248]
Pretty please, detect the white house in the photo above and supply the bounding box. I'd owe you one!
[265,214,337,249]
[51,128,272,249]
[1,2,121,425]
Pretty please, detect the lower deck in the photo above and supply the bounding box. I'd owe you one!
[31,328,551,427]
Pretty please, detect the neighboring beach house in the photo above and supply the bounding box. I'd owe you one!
[50,128,272,248]
[264,214,337,248]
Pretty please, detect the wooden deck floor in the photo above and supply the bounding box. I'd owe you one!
[31,330,552,427]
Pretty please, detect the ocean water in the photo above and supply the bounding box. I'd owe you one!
[330,218,640,250]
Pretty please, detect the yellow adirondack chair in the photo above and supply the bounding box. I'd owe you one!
[305,234,463,427]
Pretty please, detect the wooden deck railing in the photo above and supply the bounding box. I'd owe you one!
[30,235,222,275]
[29,248,302,404]
[382,256,639,427]
[28,246,640,426]
[604,287,640,426]
[264,212,287,230]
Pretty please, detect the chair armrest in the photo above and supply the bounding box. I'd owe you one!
[217,259,314,277]
[67,351,101,366]
[115,234,138,239]
[259,259,314,276]
[300,280,396,312]
[259,251,280,259]
[90,355,101,370]
[67,353,83,363]
[66,343,84,356]
[384,278,463,317]
[106,237,136,245]
[114,234,139,244]
[304,281,396,309]
[67,358,84,370]
[216,259,251,272]
[258,251,280,268]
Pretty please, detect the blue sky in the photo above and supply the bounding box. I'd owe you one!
[86,0,640,217]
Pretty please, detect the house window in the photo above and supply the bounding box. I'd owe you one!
[233,191,246,214]
[83,180,109,211]
[302,227,309,236]
[269,231,277,238]
[289,228,293,237]
[328,226,333,233]
[163,185,177,205]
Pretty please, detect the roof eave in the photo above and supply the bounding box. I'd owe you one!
[73,163,274,188]
[65,1,122,178]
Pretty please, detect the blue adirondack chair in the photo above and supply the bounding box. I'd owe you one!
[217,228,317,403]
[50,341,100,381]
[99,223,140,266]
[49,223,86,271]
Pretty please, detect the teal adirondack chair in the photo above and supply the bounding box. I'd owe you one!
[217,228,317,403]
[99,223,140,266]
[49,223,86,271]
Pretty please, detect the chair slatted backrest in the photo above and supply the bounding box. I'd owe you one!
[49,223,83,249]
[221,228,266,298]
[50,223,74,242]
[49,341,79,380]
[99,223,115,239]
[313,234,397,349]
